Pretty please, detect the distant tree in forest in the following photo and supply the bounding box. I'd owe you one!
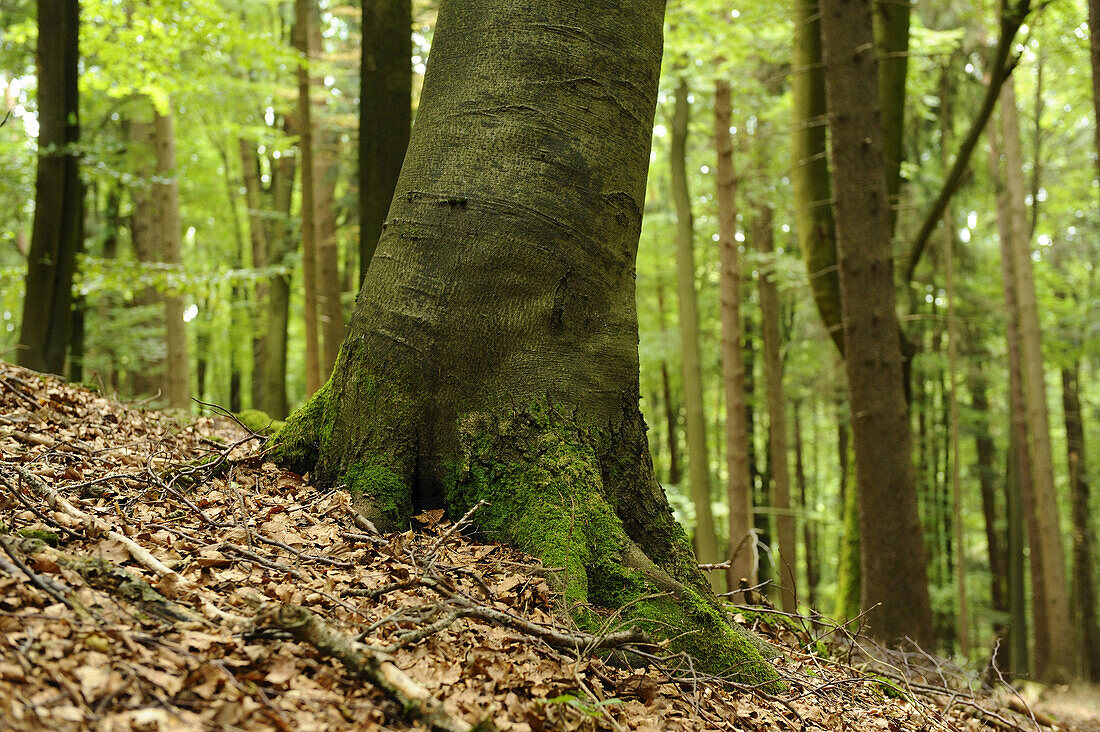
[359,0,412,278]
[819,0,933,646]
[18,0,82,375]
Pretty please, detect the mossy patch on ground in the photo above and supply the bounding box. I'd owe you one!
[235,409,285,436]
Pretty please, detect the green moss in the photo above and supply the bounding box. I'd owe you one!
[236,409,285,436]
[15,528,59,546]
[268,379,333,474]
[343,459,413,529]
[446,407,781,687]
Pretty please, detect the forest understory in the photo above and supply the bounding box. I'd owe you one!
[0,361,1095,731]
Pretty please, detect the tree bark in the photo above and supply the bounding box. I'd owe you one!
[793,403,817,610]
[153,111,190,411]
[791,0,843,353]
[989,125,1033,676]
[1063,363,1100,680]
[999,79,1075,682]
[755,206,796,612]
[656,279,682,486]
[671,79,720,582]
[715,79,753,589]
[359,0,412,278]
[19,0,82,376]
[271,0,777,682]
[819,0,932,646]
[871,0,909,236]
[295,0,322,396]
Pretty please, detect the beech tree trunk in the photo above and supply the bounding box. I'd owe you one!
[755,206,796,612]
[793,404,817,609]
[153,111,190,410]
[271,0,776,682]
[819,0,932,646]
[715,79,754,588]
[656,279,682,486]
[998,80,1075,682]
[791,0,843,353]
[295,0,322,395]
[19,0,82,375]
[671,79,720,581]
[1062,363,1100,680]
[990,127,1033,676]
[359,0,412,277]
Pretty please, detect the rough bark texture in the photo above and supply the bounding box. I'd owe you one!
[1063,363,1100,680]
[671,80,720,580]
[999,80,1075,682]
[295,0,322,395]
[359,0,412,277]
[790,0,843,353]
[272,0,775,682]
[755,207,796,612]
[819,0,932,646]
[715,79,753,589]
[19,0,81,375]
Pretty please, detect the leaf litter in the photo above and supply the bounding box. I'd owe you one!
[0,361,1093,731]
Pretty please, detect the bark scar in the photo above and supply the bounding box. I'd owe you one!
[549,273,570,331]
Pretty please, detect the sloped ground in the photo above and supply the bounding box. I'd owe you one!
[0,360,1093,731]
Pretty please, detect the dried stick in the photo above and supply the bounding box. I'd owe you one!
[6,464,193,589]
[254,602,483,732]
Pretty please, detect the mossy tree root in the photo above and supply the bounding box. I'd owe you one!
[272,401,780,687]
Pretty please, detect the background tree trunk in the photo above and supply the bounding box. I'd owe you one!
[671,79,720,580]
[999,79,1075,682]
[715,78,753,588]
[295,0,322,395]
[359,0,412,277]
[791,0,842,353]
[1063,363,1100,679]
[19,0,82,375]
[755,206,796,612]
[656,279,682,486]
[153,111,190,410]
[819,0,932,646]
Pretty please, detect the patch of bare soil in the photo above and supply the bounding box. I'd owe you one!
[0,361,1091,731]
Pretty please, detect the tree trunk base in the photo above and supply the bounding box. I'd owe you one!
[272,394,780,685]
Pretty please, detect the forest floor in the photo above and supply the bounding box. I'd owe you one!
[0,361,1097,732]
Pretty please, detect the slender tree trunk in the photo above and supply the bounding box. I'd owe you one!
[671,79,720,581]
[970,362,1008,644]
[872,0,910,236]
[999,79,1075,682]
[794,403,817,609]
[295,0,322,396]
[240,139,270,412]
[656,279,682,486]
[941,66,969,657]
[153,111,190,411]
[1063,363,1100,679]
[715,79,753,588]
[791,0,843,353]
[991,122,1036,677]
[19,0,81,375]
[127,115,163,398]
[359,0,412,277]
[755,206,796,612]
[819,0,932,646]
[315,126,345,376]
